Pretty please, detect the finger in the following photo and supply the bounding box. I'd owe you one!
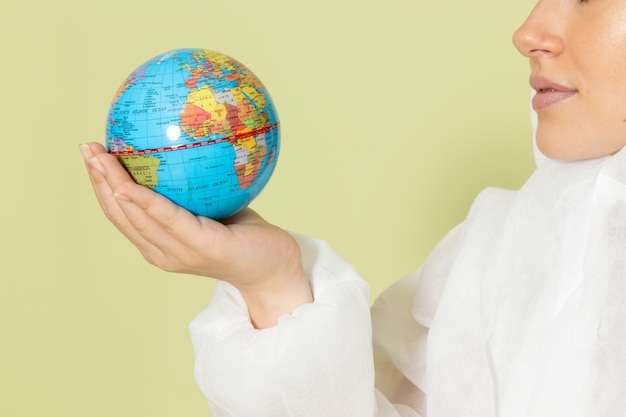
[114,181,224,253]
[90,154,199,258]
[81,142,107,157]
[113,189,186,248]
[80,143,163,257]
[112,195,189,269]
[79,143,123,220]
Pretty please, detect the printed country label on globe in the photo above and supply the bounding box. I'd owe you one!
[105,48,280,220]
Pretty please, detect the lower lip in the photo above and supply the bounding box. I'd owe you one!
[532,90,577,111]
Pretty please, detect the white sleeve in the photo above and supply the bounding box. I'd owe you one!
[372,223,467,417]
[189,233,393,417]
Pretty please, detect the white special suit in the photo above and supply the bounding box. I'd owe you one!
[188,110,626,416]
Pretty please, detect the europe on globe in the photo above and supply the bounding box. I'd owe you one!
[105,48,280,220]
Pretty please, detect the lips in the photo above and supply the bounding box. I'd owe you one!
[530,76,578,111]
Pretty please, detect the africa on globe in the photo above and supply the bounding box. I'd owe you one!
[105,48,280,220]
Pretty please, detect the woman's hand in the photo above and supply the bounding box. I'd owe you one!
[80,142,312,328]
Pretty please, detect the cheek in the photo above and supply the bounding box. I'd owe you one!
[602,6,626,50]
[589,83,626,147]
[577,7,626,97]
[593,10,626,87]
[577,59,626,154]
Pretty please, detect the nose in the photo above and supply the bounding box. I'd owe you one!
[513,0,564,58]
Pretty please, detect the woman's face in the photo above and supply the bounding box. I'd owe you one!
[513,0,626,161]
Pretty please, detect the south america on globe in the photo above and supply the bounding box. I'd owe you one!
[105,48,280,220]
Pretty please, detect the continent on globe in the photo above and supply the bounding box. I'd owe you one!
[105,48,280,220]
[233,134,267,188]
[119,155,161,189]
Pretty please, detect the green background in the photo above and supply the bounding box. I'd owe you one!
[1,0,535,415]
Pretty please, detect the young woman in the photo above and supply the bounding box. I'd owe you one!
[80,0,626,415]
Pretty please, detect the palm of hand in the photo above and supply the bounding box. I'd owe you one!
[81,142,310,328]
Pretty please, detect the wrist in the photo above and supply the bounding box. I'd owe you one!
[240,269,313,329]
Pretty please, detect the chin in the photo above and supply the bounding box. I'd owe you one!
[535,128,613,162]
[535,133,579,161]
[537,140,620,162]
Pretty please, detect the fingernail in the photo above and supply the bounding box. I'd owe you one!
[113,192,132,202]
[79,143,92,160]
[87,156,105,176]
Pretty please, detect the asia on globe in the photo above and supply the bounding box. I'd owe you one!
[105,48,280,220]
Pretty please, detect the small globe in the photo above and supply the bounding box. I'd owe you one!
[106,48,280,220]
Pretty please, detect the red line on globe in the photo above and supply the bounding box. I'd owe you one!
[109,122,280,156]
